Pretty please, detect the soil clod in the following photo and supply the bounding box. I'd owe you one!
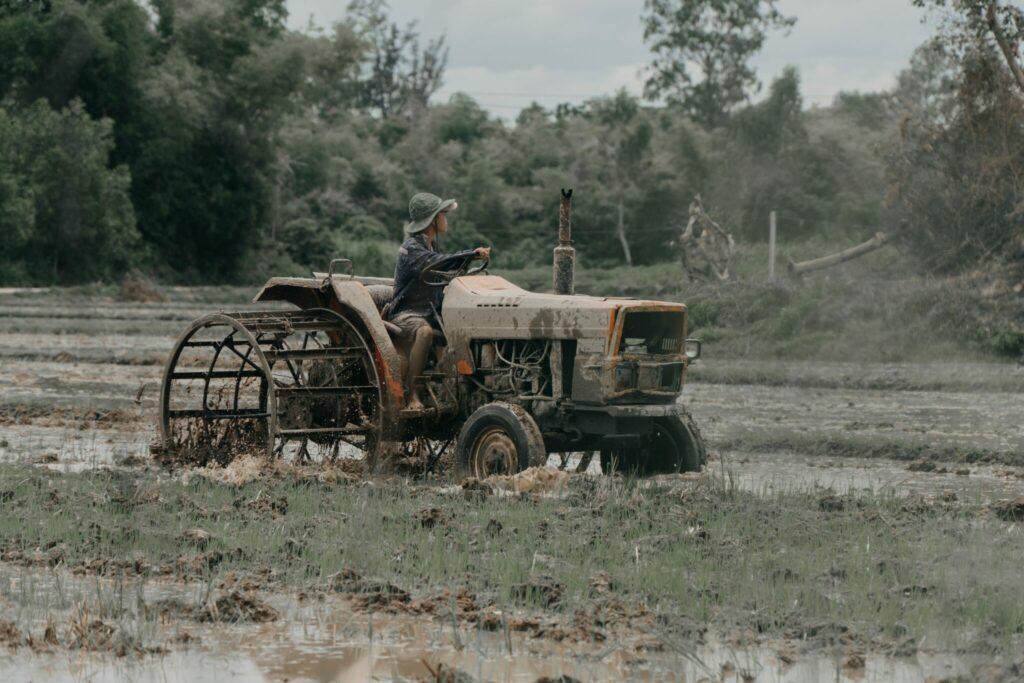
[178,528,212,547]
[204,591,278,623]
[588,571,617,597]
[416,507,446,529]
[992,497,1024,521]
[153,592,278,623]
[0,620,22,648]
[461,478,493,501]
[511,576,564,607]
[328,567,412,611]
[484,518,503,537]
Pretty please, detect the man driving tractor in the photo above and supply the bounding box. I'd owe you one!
[385,192,491,412]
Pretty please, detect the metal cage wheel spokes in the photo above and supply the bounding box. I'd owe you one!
[159,308,384,467]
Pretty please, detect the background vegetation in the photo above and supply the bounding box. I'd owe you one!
[0,0,1021,357]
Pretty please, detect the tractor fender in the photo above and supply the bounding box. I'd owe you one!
[252,277,405,409]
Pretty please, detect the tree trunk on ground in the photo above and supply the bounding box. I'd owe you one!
[616,195,633,267]
[788,231,890,277]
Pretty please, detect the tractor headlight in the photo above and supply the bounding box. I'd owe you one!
[684,338,702,361]
[614,363,637,390]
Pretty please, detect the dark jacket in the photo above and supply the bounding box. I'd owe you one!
[386,234,474,320]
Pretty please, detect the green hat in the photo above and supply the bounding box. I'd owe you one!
[405,192,457,235]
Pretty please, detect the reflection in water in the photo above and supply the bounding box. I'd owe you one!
[0,595,975,683]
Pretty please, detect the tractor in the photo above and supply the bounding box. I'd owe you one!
[158,191,707,477]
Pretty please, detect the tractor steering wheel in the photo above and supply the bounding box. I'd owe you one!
[420,253,490,288]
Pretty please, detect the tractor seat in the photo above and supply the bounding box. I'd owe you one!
[366,285,403,339]
[365,284,446,347]
[365,284,393,312]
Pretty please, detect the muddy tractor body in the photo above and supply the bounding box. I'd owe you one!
[159,194,707,476]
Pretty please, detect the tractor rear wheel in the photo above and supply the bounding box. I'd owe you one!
[159,308,383,467]
[600,408,706,476]
[455,402,545,479]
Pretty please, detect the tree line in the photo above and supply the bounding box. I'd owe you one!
[0,0,1020,285]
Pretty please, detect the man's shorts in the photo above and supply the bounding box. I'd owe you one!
[390,311,432,346]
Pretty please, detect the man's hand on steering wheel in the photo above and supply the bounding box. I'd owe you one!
[420,246,491,287]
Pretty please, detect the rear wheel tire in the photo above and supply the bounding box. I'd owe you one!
[456,402,546,479]
[601,408,707,476]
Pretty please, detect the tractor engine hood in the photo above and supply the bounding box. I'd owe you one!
[442,275,690,404]
[442,275,687,342]
[442,275,630,345]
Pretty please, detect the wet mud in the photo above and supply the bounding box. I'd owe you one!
[3,289,1024,680]
[0,566,997,683]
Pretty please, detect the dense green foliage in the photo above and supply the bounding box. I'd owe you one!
[0,99,137,283]
[0,0,1019,290]
[0,0,887,285]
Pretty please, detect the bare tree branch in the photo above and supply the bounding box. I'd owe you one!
[986,3,1024,97]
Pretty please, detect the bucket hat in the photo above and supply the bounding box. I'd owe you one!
[405,192,457,235]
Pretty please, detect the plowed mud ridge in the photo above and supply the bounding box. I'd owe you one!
[1,287,1024,681]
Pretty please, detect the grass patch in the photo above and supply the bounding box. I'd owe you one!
[1,465,1023,653]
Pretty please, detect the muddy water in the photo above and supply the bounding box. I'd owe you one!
[709,451,1024,502]
[0,568,977,683]
[0,424,151,470]
[0,633,976,683]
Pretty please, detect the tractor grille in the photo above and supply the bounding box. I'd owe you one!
[618,311,686,355]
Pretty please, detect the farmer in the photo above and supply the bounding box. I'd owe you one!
[385,192,490,412]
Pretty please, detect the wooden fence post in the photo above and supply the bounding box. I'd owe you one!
[768,211,777,280]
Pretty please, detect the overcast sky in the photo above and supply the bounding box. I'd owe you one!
[286,0,936,118]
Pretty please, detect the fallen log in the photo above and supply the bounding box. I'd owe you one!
[788,231,890,277]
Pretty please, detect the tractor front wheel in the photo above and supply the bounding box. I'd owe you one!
[455,402,546,479]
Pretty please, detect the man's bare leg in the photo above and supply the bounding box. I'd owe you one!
[405,325,433,411]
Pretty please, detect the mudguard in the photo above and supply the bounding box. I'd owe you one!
[252,277,405,409]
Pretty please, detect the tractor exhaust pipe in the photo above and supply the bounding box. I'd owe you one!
[553,188,575,295]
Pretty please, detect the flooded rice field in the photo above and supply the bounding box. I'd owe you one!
[0,564,985,683]
[1,288,1023,681]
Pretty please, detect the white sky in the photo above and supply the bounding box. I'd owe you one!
[287,0,937,118]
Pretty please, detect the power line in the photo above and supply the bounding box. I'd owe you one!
[435,90,615,100]
[463,102,535,111]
